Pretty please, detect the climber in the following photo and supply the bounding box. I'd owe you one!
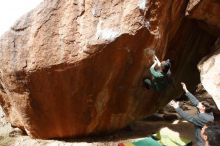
[143,55,172,91]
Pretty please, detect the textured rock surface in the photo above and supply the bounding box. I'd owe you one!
[199,38,220,109]
[186,0,220,34]
[0,0,219,138]
[186,0,220,28]
[0,0,188,138]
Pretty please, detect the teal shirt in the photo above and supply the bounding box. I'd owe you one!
[149,64,170,91]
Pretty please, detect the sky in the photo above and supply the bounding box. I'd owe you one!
[0,0,43,36]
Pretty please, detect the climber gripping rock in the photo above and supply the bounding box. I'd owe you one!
[144,55,172,91]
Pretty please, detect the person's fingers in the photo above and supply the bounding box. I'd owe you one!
[169,100,176,107]
[168,100,173,105]
[181,82,186,86]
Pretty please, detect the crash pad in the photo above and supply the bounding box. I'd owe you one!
[153,127,192,146]
[118,137,162,146]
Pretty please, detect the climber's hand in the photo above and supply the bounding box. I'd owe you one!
[169,100,180,109]
[181,82,188,92]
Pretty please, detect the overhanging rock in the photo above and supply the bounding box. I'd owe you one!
[1,0,215,138]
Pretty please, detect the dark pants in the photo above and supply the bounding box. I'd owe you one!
[144,78,155,90]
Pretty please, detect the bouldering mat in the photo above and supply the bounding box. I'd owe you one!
[118,137,162,146]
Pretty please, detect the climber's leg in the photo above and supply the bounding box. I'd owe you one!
[144,78,152,89]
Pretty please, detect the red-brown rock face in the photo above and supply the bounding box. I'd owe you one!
[0,0,218,138]
[186,0,220,29]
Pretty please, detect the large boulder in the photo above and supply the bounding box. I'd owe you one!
[0,0,218,138]
[0,0,189,138]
